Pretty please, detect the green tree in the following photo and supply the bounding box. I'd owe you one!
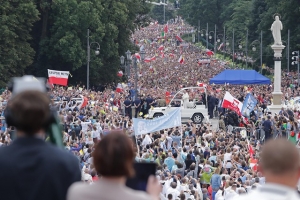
[0,1,39,86]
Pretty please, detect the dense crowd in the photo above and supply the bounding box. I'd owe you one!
[0,17,300,200]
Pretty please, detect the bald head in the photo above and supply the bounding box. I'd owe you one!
[260,139,300,174]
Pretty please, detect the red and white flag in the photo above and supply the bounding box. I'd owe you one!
[117,71,123,77]
[206,49,214,56]
[116,83,123,93]
[197,82,207,87]
[175,35,183,42]
[222,91,243,116]
[48,69,69,86]
[134,53,141,60]
[144,57,151,63]
[164,24,168,33]
[158,45,164,51]
[150,55,156,61]
[178,55,184,64]
[218,43,224,51]
[169,53,175,58]
[78,95,88,109]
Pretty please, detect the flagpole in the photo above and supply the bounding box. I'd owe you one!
[214,24,217,53]
[260,30,263,73]
[246,29,248,68]
[198,20,200,43]
[287,29,290,73]
[87,29,90,90]
[233,29,235,67]
[206,23,208,49]
[223,26,226,59]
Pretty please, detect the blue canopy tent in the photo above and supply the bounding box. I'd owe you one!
[209,69,271,85]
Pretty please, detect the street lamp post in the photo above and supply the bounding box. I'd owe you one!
[125,50,132,79]
[120,55,126,75]
[87,29,100,90]
[208,31,214,51]
[292,51,300,86]
[251,40,262,73]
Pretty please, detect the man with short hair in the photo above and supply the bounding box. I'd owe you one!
[233,139,300,200]
[0,91,81,200]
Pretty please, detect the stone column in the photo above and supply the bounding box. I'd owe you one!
[269,44,285,114]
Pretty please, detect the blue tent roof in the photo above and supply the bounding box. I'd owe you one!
[209,69,271,85]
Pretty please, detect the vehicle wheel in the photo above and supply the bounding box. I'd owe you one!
[192,113,203,124]
[153,113,164,118]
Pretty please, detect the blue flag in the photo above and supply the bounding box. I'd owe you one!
[241,93,257,117]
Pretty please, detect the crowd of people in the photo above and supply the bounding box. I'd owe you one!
[0,17,300,200]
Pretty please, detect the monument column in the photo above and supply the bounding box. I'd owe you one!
[271,45,285,106]
[269,14,285,114]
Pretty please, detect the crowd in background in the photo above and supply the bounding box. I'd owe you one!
[0,17,300,200]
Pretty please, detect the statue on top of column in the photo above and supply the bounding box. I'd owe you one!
[271,15,283,46]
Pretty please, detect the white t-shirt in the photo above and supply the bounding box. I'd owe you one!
[92,130,100,139]
[223,152,232,168]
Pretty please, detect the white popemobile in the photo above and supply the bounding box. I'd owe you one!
[148,87,209,124]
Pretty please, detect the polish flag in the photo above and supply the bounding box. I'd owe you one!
[197,82,207,87]
[144,57,151,63]
[150,56,156,61]
[79,95,88,109]
[149,66,154,72]
[48,69,69,86]
[169,53,175,58]
[160,52,165,58]
[218,43,224,51]
[249,157,258,171]
[164,24,168,33]
[117,71,123,77]
[116,83,123,93]
[134,53,141,60]
[175,35,183,42]
[178,55,184,64]
[206,49,214,56]
[222,91,242,116]
[158,45,164,51]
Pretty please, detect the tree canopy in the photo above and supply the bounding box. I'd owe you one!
[178,0,300,71]
[0,0,150,87]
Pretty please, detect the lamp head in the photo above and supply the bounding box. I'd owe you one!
[95,50,100,55]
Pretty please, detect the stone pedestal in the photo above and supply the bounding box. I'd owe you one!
[269,44,285,115]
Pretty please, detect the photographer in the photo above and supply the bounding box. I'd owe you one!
[0,90,81,200]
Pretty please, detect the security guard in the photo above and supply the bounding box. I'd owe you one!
[233,139,300,200]
[124,97,132,119]
[134,96,141,118]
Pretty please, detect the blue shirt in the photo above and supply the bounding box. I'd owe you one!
[210,174,222,190]
[164,157,175,171]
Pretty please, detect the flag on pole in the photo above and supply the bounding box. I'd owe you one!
[218,43,224,51]
[241,93,257,117]
[117,71,123,77]
[116,83,123,93]
[158,45,164,51]
[134,53,141,60]
[222,91,243,116]
[206,49,214,56]
[175,35,183,42]
[178,55,184,64]
[164,24,168,33]
[48,69,70,86]
[78,95,88,109]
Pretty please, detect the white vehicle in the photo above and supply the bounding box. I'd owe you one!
[148,87,208,124]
